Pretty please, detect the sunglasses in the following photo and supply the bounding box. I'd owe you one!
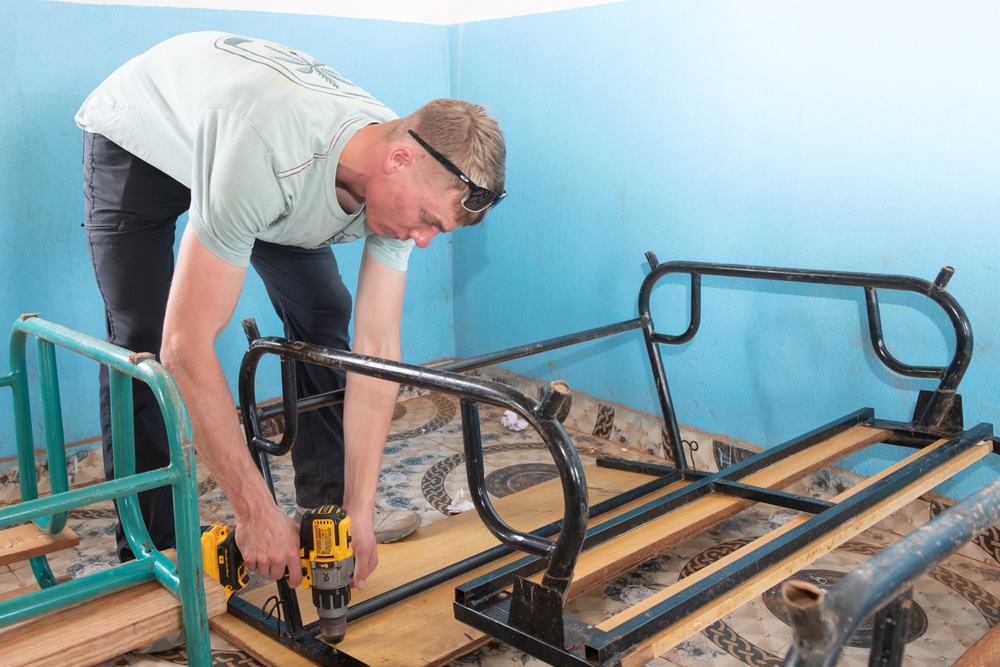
[408,129,506,214]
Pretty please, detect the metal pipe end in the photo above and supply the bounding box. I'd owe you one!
[19,313,39,321]
[241,318,261,344]
[783,580,823,609]
[645,250,660,271]
[782,580,832,643]
[128,352,157,365]
[934,266,955,289]
[537,380,571,420]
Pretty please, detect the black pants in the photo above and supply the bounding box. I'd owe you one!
[83,131,351,560]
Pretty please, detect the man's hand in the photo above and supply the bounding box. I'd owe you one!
[235,506,303,588]
[346,511,378,590]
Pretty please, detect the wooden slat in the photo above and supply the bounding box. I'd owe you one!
[0,524,79,566]
[953,617,1000,667]
[612,436,991,667]
[0,549,228,667]
[213,613,319,667]
[232,466,662,667]
[229,425,890,667]
[562,425,890,596]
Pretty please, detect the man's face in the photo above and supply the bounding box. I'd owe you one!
[365,162,462,248]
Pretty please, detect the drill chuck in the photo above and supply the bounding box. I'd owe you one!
[300,505,354,644]
[310,556,355,643]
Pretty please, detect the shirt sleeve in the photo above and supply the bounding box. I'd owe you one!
[363,234,415,271]
[188,107,287,267]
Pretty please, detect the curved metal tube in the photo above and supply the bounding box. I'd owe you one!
[237,335,589,598]
[238,319,298,463]
[863,288,943,379]
[638,260,974,432]
[251,318,644,423]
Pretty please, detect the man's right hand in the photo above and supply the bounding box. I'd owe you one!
[234,505,303,588]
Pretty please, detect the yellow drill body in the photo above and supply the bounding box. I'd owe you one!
[300,505,354,643]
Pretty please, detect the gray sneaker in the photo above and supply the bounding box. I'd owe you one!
[295,504,421,544]
[372,505,421,543]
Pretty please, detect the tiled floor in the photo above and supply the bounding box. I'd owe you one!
[2,385,999,667]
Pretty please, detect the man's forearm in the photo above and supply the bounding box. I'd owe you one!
[164,348,303,583]
[342,249,407,588]
[164,350,275,521]
[341,371,399,515]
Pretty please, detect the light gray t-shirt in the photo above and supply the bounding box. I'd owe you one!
[75,31,414,270]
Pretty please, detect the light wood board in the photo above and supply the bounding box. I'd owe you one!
[614,435,991,666]
[0,550,228,667]
[217,464,664,667]
[221,424,897,667]
[0,523,79,566]
[953,614,1000,667]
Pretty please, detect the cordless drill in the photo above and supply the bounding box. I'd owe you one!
[299,505,355,644]
[202,505,355,643]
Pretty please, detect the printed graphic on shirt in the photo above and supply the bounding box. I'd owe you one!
[215,35,386,106]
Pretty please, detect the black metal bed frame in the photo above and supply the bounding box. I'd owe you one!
[227,256,995,666]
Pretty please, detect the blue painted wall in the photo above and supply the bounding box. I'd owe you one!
[2,0,998,500]
[449,1,1000,498]
[0,0,452,454]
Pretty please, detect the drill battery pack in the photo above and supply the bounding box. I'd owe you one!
[201,524,249,600]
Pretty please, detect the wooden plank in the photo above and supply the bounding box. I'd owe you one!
[230,425,889,667]
[953,617,1000,667]
[0,524,79,566]
[212,613,319,667]
[561,425,891,596]
[608,436,957,629]
[0,550,228,667]
[612,436,991,667]
[235,466,664,667]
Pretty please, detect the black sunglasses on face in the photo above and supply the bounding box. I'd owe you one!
[408,129,505,214]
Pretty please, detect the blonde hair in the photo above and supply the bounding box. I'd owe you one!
[403,99,506,226]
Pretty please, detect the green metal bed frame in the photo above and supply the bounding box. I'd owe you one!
[0,314,212,665]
